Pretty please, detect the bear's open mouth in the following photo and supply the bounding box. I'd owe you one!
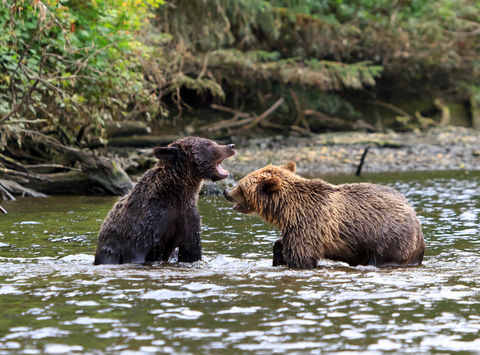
[215,149,236,178]
[216,161,230,178]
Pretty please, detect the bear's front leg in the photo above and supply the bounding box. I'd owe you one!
[177,210,202,262]
[282,234,319,269]
[273,239,286,266]
[94,231,123,265]
[94,249,121,265]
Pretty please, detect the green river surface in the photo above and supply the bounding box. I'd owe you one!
[0,170,479,354]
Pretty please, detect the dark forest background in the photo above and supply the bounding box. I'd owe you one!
[1,0,479,197]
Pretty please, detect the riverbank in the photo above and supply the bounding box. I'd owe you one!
[221,126,480,178]
[2,126,479,202]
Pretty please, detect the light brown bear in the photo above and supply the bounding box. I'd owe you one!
[224,162,425,269]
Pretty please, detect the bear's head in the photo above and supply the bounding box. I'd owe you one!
[224,161,296,216]
[153,137,236,181]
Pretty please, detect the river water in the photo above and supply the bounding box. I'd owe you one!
[0,170,479,354]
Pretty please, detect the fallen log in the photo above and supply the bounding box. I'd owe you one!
[0,167,52,182]
[0,152,29,172]
[24,164,77,174]
[60,150,132,195]
[0,178,47,198]
[23,171,92,195]
[0,127,133,196]
[106,121,152,138]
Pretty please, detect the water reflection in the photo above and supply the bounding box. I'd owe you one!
[0,171,478,353]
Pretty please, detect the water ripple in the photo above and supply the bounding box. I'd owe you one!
[0,173,478,353]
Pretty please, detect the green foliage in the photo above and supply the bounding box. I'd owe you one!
[154,0,480,131]
[2,0,480,139]
[0,0,164,144]
[158,0,480,87]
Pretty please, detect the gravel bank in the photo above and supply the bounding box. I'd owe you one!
[224,127,480,178]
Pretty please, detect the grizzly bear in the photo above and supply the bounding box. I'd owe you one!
[94,137,236,265]
[224,162,425,269]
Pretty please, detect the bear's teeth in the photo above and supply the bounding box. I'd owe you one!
[216,163,229,176]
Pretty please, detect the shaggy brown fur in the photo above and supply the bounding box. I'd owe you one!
[224,162,425,269]
[94,137,235,265]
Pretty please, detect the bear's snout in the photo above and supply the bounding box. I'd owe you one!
[223,188,235,202]
[222,144,236,158]
[223,187,254,214]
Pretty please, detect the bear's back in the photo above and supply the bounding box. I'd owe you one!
[329,182,423,266]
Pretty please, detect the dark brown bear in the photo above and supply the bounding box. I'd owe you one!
[94,137,235,265]
[224,162,425,269]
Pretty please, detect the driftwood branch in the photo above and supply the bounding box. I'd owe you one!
[197,98,285,135]
[244,97,285,130]
[290,89,310,131]
[304,109,352,128]
[0,152,29,172]
[434,99,450,126]
[369,100,411,118]
[209,104,250,119]
[0,167,51,182]
[0,178,46,199]
[0,180,16,201]
[356,146,371,177]
[2,119,48,125]
[24,164,81,174]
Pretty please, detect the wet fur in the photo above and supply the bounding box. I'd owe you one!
[225,163,425,269]
[94,137,235,265]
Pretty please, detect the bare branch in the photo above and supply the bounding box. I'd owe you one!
[245,97,285,130]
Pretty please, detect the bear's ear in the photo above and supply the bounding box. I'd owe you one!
[153,146,179,160]
[281,161,296,173]
[260,175,282,193]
